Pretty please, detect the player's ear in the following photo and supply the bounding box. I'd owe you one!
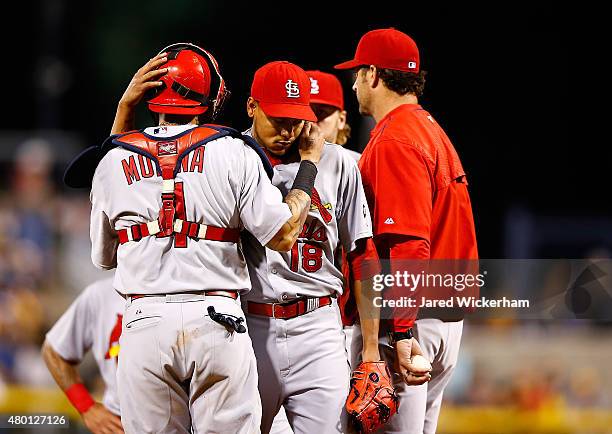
[246,97,258,119]
[369,65,380,88]
[337,110,347,130]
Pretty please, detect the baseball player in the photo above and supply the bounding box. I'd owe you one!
[241,61,383,434]
[66,43,324,434]
[42,275,124,434]
[306,70,356,159]
[335,28,479,433]
[307,70,360,361]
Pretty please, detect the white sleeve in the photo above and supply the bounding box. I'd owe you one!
[90,158,118,269]
[338,153,374,253]
[45,289,94,362]
[238,147,292,246]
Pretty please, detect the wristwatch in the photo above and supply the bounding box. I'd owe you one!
[388,329,413,345]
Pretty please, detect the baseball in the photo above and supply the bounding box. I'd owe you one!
[410,355,432,373]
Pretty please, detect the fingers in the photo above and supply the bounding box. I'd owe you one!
[137,52,168,76]
[141,67,168,82]
[146,52,168,69]
[96,418,124,434]
[410,338,424,356]
[309,122,321,134]
[141,80,164,89]
[108,414,124,432]
[403,371,431,386]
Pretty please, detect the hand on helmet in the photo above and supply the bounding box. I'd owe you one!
[119,53,169,109]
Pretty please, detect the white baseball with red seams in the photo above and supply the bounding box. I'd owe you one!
[410,354,432,373]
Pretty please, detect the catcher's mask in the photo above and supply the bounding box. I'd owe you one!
[147,42,230,120]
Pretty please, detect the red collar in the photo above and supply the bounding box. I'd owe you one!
[370,103,422,137]
[263,148,283,167]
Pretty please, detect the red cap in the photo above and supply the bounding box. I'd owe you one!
[306,71,344,110]
[251,61,317,122]
[335,28,420,73]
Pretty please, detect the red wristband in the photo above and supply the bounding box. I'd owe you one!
[65,383,95,413]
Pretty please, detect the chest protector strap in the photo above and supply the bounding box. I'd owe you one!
[111,125,241,245]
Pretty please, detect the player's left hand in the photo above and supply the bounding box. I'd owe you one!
[395,337,432,385]
[81,402,125,434]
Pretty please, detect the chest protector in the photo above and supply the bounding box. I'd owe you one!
[109,125,269,245]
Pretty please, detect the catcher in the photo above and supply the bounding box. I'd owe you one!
[66,43,322,434]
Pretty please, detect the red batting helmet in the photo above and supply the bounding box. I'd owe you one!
[147,43,230,119]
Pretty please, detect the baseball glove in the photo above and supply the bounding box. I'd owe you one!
[346,361,399,433]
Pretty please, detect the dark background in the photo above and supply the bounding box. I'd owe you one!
[5,1,601,258]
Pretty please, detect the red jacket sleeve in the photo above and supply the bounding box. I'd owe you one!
[348,237,381,281]
[375,234,430,333]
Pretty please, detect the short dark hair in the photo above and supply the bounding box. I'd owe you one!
[377,68,427,97]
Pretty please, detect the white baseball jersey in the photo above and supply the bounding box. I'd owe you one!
[90,124,292,295]
[242,130,372,302]
[344,148,362,162]
[45,276,124,415]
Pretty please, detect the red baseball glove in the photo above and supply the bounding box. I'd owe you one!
[345,361,399,433]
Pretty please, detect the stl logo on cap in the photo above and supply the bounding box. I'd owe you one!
[310,78,320,95]
[250,61,317,121]
[285,79,300,98]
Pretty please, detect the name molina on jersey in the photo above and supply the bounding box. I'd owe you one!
[120,146,206,186]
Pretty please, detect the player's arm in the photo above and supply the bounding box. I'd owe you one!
[42,342,124,434]
[364,139,434,384]
[266,122,324,252]
[336,152,383,361]
[265,188,311,252]
[384,235,432,385]
[90,164,118,269]
[110,53,168,134]
[348,238,382,362]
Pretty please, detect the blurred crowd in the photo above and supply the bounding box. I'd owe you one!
[0,138,105,390]
[445,348,609,410]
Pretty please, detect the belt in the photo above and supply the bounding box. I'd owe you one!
[247,296,332,320]
[126,290,239,301]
